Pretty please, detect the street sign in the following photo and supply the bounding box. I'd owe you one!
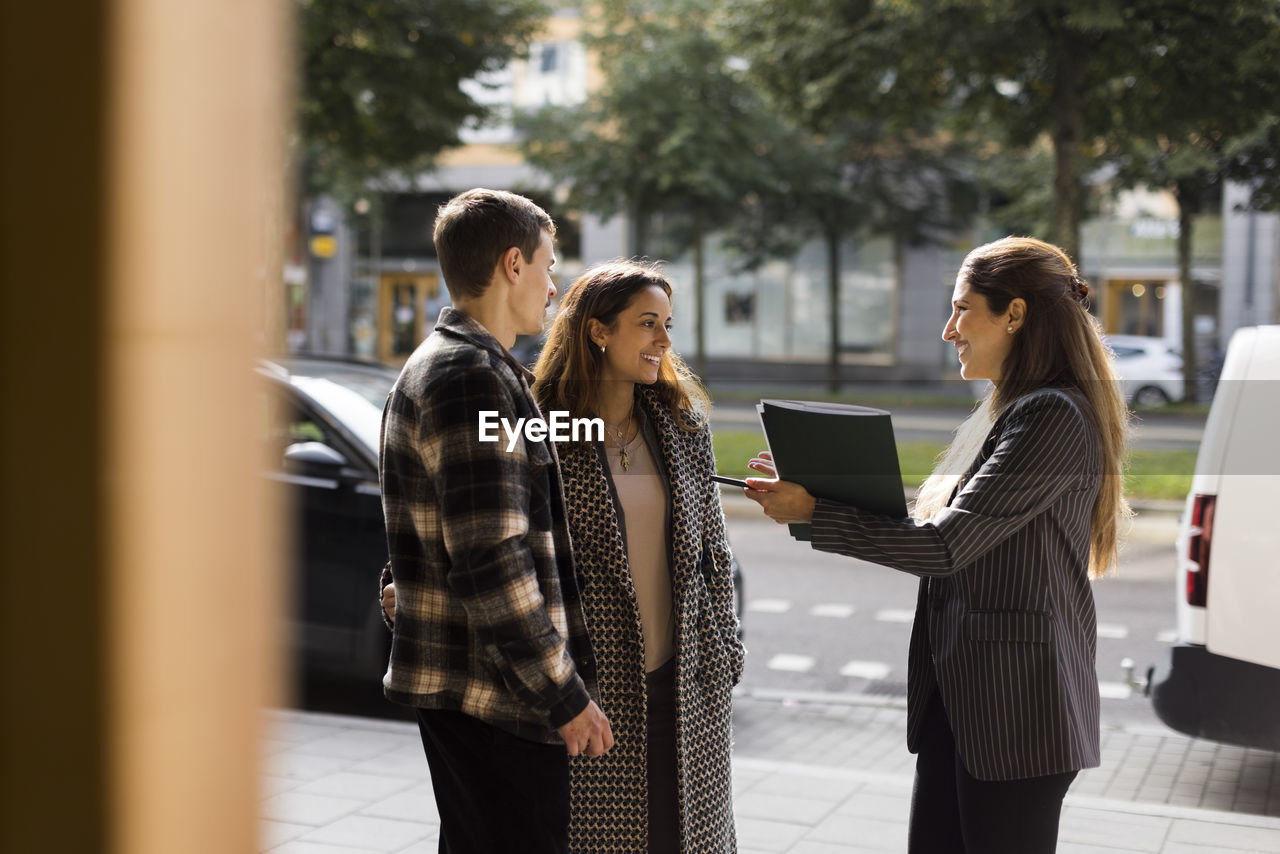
[309,235,337,258]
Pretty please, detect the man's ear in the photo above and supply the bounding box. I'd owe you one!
[498,246,523,286]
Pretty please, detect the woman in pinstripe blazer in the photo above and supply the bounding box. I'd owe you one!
[746,237,1131,854]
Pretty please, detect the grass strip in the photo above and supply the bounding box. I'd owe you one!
[711,429,1195,502]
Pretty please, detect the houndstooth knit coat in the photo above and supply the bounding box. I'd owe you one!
[557,386,744,854]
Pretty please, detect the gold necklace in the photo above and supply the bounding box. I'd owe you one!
[606,407,635,471]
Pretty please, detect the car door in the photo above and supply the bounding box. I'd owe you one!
[262,383,388,676]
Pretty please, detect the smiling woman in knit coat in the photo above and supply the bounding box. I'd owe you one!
[532,260,743,854]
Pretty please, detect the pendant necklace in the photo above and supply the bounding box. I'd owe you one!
[608,407,635,471]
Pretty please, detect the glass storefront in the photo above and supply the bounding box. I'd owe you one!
[661,233,899,363]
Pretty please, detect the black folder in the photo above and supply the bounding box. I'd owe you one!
[756,399,909,541]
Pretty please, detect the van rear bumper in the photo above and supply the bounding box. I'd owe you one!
[1151,642,1280,750]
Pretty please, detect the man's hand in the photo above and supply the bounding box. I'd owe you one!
[557,701,614,758]
[382,582,396,623]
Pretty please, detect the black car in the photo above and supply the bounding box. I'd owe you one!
[260,356,398,680]
[260,355,744,683]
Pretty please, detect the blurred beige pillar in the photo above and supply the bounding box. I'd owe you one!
[1,0,288,852]
[105,0,289,852]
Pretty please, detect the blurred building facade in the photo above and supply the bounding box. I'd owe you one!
[293,6,1280,385]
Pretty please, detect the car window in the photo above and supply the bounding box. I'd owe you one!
[307,368,395,409]
[1111,346,1141,358]
[289,414,328,445]
[290,376,383,456]
[260,389,332,462]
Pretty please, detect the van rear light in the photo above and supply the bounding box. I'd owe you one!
[1185,494,1216,607]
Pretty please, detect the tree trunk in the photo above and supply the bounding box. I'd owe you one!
[628,201,648,257]
[1050,28,1087,266]
[827,227,841,393]
[1175,181,1198,403]
[693,207,707,379]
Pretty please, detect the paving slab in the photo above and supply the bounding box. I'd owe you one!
[259,704,1280,853]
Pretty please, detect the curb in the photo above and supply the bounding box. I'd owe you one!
[732,755,1280,833]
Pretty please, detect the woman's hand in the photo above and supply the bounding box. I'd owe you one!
[382,581,396,623]
[747,450,776,478]
[743,450,817,525]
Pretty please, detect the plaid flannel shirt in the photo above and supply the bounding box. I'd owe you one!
[379,307,595,742]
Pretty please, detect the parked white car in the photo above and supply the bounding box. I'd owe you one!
[1146,325,1280,750]
[1104,334,1185,407]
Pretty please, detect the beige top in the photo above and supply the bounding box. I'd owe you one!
[604,420,675,672]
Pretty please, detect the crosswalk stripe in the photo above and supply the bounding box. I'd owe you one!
[766,654,815,673]
[747,599,792,614]
[810,603,855,618]
[840,661,891,680]
[1098,681,1132,700]
[1097,623,1129,639]
[875,609,915,623]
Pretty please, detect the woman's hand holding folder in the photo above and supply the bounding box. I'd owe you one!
[742,450,818,525]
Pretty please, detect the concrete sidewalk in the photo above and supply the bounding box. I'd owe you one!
[260,696,1280,853]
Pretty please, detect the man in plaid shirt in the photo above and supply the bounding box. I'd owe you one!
[379,189,612,854]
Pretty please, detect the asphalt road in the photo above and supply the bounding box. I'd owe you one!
[300,509,1180,736]
[725,510,1177,732]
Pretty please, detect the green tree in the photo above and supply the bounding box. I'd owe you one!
[1223,116,1280,210]
[297,0,549,195]
[518,0,782,376]
[729,118,976,391]
[1102,1,1280,398]
[725,0,1265,266]
[723,1,982,389]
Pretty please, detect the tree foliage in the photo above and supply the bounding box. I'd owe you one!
[1098,0,1280,397]
[296,0,549,195]
[1224,116,1280,211]
[517,0,785,375]
[726,0,1280,398]
[724,0,1280,266]
[720,1,983,388]
[521,1,984,385]
[520,1,778,244]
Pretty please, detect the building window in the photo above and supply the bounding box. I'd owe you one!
[658,233,897,363]
[540,43,560,73]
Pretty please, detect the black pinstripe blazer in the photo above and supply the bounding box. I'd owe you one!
[810,386,1102,781]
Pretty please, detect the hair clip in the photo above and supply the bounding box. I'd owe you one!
[1068,275,1089,304]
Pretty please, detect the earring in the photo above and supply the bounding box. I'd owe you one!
[600,343,606,354]
[1007,326,1013,333]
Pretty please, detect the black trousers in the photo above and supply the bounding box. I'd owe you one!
[908,691,1077,854]
[645,656,680,854]
[415,708,570,854]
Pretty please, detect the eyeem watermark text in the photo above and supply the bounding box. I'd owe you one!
[478,410,604,451]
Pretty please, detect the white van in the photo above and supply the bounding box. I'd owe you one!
[1148,325,1280,750]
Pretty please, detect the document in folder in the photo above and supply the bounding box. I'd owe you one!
[756,399,909,541]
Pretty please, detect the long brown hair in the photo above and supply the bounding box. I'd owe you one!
[914,237,1131,578]
[532,260,709,429]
